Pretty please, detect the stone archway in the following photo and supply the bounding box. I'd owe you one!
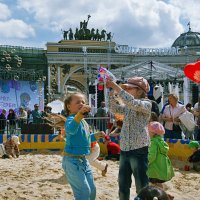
[62,66,85,93]
[65,79,85,92]
[61,65,98,94]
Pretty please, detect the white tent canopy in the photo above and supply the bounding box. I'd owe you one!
[47,99,64,113]
[111,61,185,81]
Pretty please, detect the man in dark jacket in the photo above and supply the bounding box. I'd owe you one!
[0,109,7,134]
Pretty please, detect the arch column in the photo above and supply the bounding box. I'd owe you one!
[57,64,61,93]
[183,77,190,104]
[48,64,51,92]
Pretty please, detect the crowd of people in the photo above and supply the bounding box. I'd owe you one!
[0,75,200,200]
[0,104,53,135]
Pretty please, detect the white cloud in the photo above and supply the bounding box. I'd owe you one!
[0,19,35,39]
[0,3,11,20]
[16,0,200,47]
[169,0,200,31]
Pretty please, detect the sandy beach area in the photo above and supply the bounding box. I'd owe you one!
[0,153,199,200]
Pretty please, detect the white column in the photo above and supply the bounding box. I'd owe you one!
[95,79,98,113]
[48,65,51,91]
[168,82,172,94]
[160,84,164,110]
[57,64,61,93]
[183,77,190,104]
[174,83,179,99]
[89,94,92,107]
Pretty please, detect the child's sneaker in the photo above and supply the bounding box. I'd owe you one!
[102,164,108,176]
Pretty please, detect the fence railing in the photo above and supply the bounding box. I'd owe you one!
[0,117,112,135]
[85,117,111,133]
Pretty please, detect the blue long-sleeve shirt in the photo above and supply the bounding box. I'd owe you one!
[64,113,96,155]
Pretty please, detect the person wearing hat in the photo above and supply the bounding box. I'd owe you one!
[188,141,200,172]
[147,122,174,191]
[106,77,152,197]
[2,135,20,159]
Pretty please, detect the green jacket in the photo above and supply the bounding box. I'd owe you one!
[147,135,174,181]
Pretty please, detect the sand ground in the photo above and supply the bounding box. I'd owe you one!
[0,153,200,200]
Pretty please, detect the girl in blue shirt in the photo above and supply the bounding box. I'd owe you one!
[62,92,104,200]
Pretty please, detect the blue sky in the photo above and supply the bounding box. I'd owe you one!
[0,0,200,49]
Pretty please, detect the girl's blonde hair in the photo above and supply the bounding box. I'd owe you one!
[64,92,86,116]
[168,93,178,102]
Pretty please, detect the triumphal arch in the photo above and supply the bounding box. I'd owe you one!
[46,16,200,106]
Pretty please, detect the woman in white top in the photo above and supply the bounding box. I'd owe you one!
[193,97,200,140]
[161,94,186,139]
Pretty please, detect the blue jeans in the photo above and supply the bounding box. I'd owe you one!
[118,146,149,200]
[62,156,96,200]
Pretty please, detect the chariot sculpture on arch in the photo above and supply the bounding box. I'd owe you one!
[62,14,113,41]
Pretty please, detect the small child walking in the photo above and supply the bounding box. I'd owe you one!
[147,121,174,196]
[86,141,108,176]
[62,92,104,200]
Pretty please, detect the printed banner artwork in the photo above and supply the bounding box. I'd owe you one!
[0,80,44,113]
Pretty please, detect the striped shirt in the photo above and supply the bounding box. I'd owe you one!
[109,90,152,151]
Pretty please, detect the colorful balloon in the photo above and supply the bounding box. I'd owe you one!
[184,61,200,83]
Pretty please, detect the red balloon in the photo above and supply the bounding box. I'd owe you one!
[184,61,200,83]
[98,84,104,91]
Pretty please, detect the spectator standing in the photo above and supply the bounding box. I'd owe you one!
[32,104,43,124]
[161,94,186,139]
[148,96,160,117]
[42,106,49,118]
[0,109,7,134]
[95,101,108,132]
[7,109,17,135]
[182,103,195,140]
[193,97,200,140]
[26,109,32,124]
[18,107,27,128]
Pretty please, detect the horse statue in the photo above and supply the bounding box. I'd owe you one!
[63,30,68,40]
[100,29,106,41]
[93,29,101,41]
[106,32,112,41]
[68,28,74,40]
[74,28,80,40]
[90,28,95,40]
[84,29,91,40]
